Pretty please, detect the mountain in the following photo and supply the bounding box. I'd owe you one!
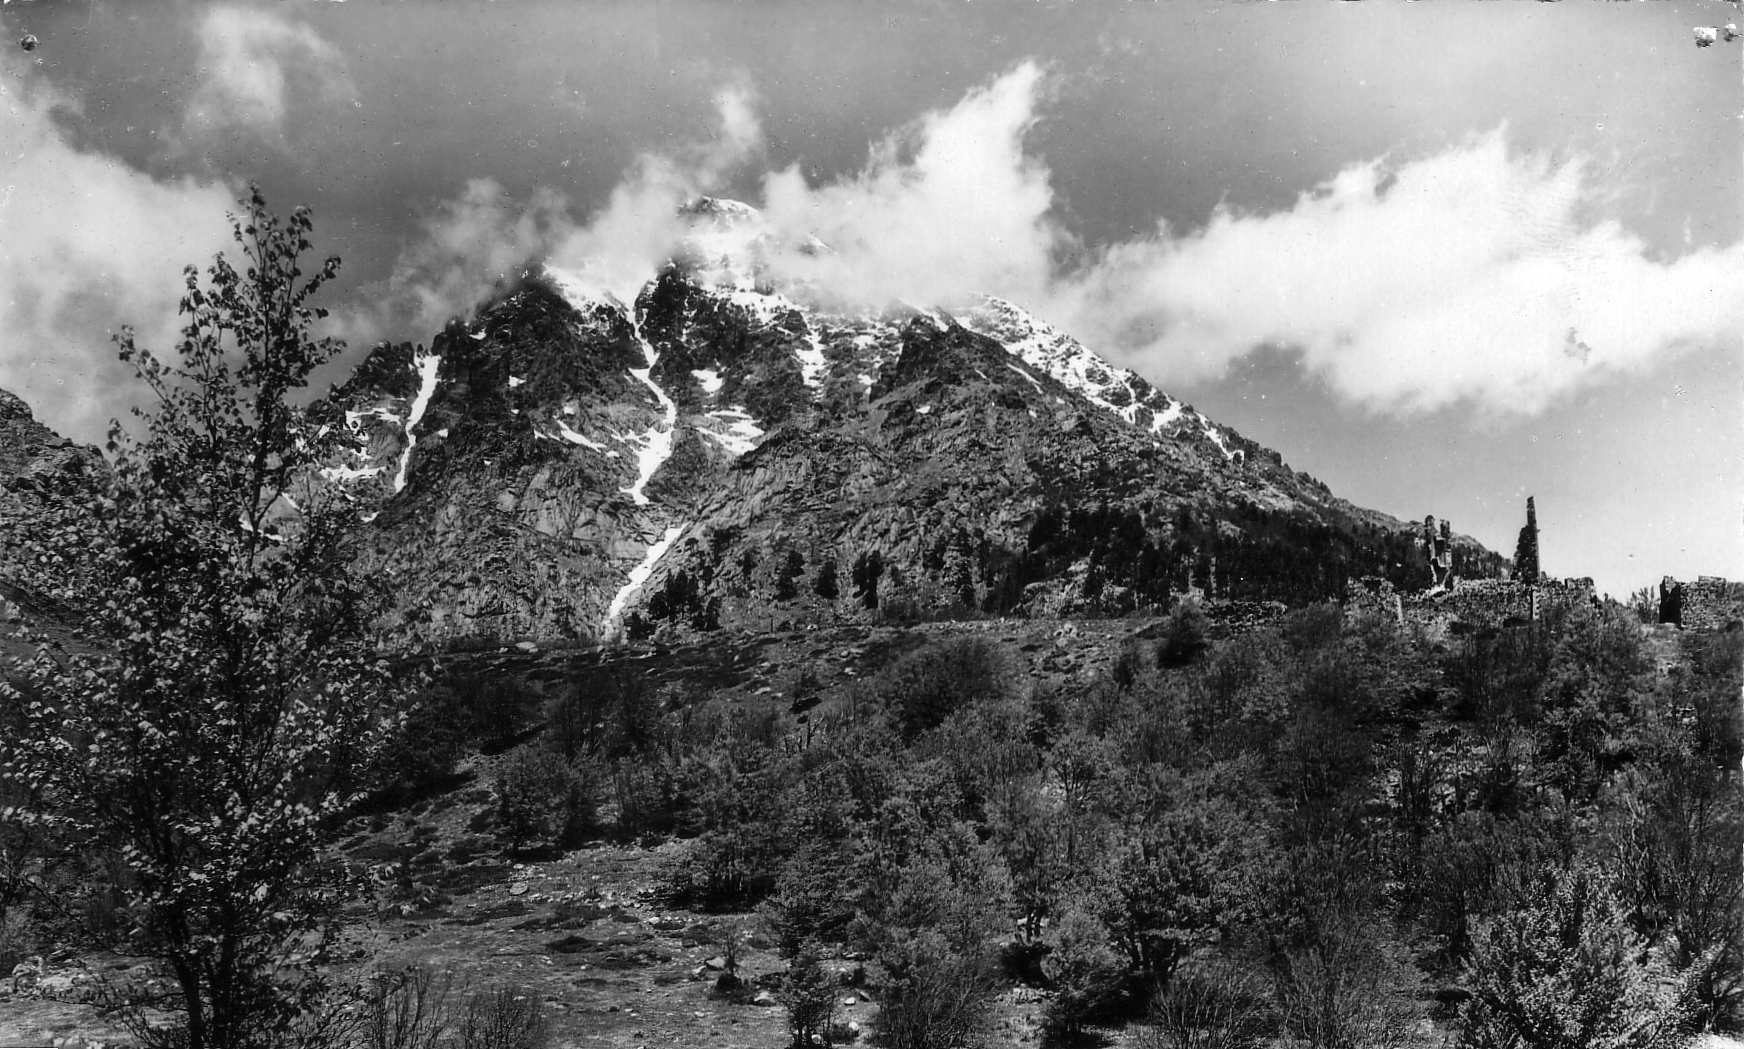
[0,389,103,644]
[309,198,1506,645]
[0,199,1506,649]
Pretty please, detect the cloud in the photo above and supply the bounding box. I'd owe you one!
[757,60,1062,310]
[1054,130,1744,414]
[540,82,766,304]
[751,67,1743,415]
[183,5,352,146]
[341,83,766,340]
[364,63,1743,416]
[0,59,234,444]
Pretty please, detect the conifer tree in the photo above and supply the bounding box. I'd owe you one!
[1514,496,1540,584]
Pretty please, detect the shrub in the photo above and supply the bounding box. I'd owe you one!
[1272,923,1421,1049]
[780,952,839,1048]
[1039,904,1123,1044]
[456,987,547,1049]
[1459,864,1704,1049]
[609,756,686,837]
[1155,600,1209,668]
[1094,795,1252,988]
[859,847,1010,1049]
[662,827,782,912]
[493,750,591,855]
[1140,955,1272,1049]
[762,840,861,957]
[880,637,1021,739]
[871,928,1001,1049]
[545,669,666,765]
[357,965,455,1049]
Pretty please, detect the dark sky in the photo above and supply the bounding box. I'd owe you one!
[2,0,1739,597]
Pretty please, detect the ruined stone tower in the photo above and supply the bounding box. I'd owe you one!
[1513,496,1540,585]
[1423,515,1455,590]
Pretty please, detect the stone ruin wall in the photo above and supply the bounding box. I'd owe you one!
[1660,576,1744,631]
[1344,578,1404,624]
[1344,499,1598,635]
[1345,575,1597,636]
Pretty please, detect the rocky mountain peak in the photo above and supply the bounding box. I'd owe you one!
[201,195,1510,644]
[0,388,34,422]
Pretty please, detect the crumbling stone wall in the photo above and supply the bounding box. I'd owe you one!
[1414,579,1536,628]
[1351,576,1597,636]
[1204,598,1288,633]
[1659,576,1743,631]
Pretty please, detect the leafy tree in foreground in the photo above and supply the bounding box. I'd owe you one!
[0,187,400,1049]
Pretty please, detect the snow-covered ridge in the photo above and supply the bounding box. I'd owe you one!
[959,297,1239,461]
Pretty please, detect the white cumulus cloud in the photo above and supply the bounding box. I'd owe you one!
[366,63,1743,416]
[0,61,234,444]
[758,60,1061,311]
[1054,129,1744,414]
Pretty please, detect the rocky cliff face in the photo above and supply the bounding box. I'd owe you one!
[306,198,1504,645]
[0,389,103,636]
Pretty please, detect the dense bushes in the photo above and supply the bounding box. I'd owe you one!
[493,750,592,855]
[878,636,1023,738]
[403,604,1740,1047]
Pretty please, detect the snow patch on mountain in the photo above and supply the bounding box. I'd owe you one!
[621,319,678,506]
[1196,417,1242,462]
[1006,363,1045,395]
[393,353,441,493]
[321,463,385,482]
[1152,400,1185,430]
[796,331,828,391]
[604,524,685,633]
[345,407,402,430]
[701,407,764,457]
[554,418,611,453]
[693,368,724,396]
